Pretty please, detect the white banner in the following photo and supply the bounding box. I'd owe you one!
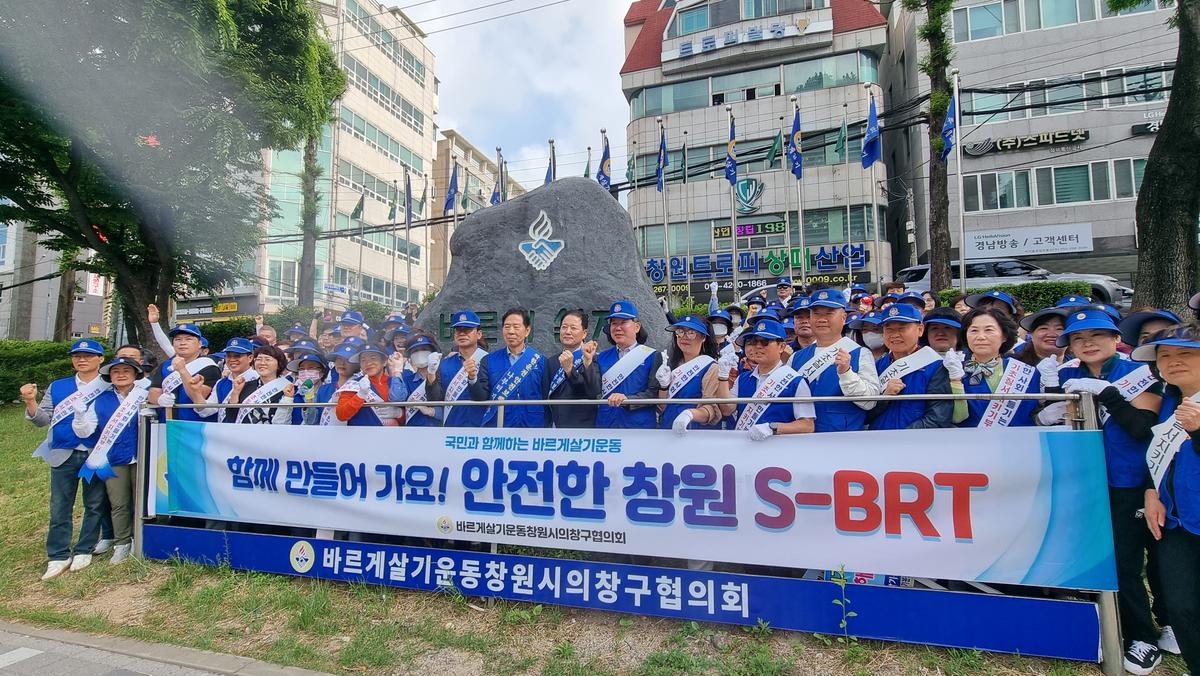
[965,223,1093,259]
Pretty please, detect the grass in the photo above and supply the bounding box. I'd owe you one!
[0,404,1187,675]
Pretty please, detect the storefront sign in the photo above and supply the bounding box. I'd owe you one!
[176,294,260,323]
[965,223,1094,259]
[964,129,1089,157]
[713,220,788,239]
[1131,122,1160,136]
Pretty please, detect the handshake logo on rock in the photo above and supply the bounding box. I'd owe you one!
[518,210,565,272]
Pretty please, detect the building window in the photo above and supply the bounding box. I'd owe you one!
[342,54,426,136]
[339,107,423,173]
[345,0,426,86]
[268,259,298,301]
[964,161,1145,211]
[711,66,782,105]
[1113,158,1147,198]
[0,222,9,271]
[677,6,710,36]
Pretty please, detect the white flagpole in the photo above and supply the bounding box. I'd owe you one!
[495,146,503,204]
[780,115,795,287]
[727,105,740,301]
[658,116,673,308]
[867,84,882,293]
[791,95,808,286]
[404,171,412,304]
[390,178,399,308]
[953,68,968,293]
[424,173,433,297]
[843,102,853,289]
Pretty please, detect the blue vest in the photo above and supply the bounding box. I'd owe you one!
[790,344,866,432]
[91,390,138,466]
[1059,357,1155,488]
[47,377,99,450]
[439,354,486,428]
[659,362,720,430]
[957,358,1040,428]
[155,361,212,422]
[595,345,658,429]
[1158,392,1200,535]
[870,354,943,431]
[734,368,805,426]
[402,369,441,427]
[483,348,547,428]
[347,376,408,427]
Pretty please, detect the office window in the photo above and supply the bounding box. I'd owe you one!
[1125,69,1165,103]
[1090,162,1111,200]
[1047,76,1085,114]
[268,259,298,300]
[970,3,1005,38]
[1051,164,1092,203]
[671,6,710,36]
[0,222,8,270]
[712,66,781,104]
[1102,0,1155,15]
[1114,158,1147,198]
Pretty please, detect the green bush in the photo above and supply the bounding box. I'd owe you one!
[671,296,712,319]
[199,318,257,351]
[0,339,109,402]
[938,281,1091,313]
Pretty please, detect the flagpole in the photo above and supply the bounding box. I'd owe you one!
[843,103,853,289]
[865,85,882,294]
[632,140,638,190]
[447,155,457,287]
[658,116,673,308]
[549,139,556,182]
[404,171,412,304]
[390,178,399,309]
[424,173,433,297]
[727,105,740,301]
[585,147,592,178]
[682,129,691,261]
[779,115,796,287]
[356,192,366,305]
[791,96,808,287]
[952,68,968,294]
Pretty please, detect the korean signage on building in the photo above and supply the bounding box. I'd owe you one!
[964,129,1089,157]
[644,245,872,298]
[965,223,1094,259]
[176,293,260,323]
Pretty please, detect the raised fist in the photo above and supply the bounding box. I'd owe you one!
[464,356,478,380]
[171,357,188,374]
[558,350,574,371]
[835,349,851,374]
[19,383,38,402]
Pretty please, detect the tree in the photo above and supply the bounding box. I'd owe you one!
[902,0,956,294]
[1123,0,1200,314]
[0,0,342,349]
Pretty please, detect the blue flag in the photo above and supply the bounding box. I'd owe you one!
[490,172,501,205]
[861,95,881,169]
[724,118,737,187]
[597,135,611,190]
[940,95,957,162]
[544,159,552,186]
[443,164,458,215]
[787,107,803,180]
[655,128,669,193]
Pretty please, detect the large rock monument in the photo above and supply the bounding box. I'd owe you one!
[417,177,669,356]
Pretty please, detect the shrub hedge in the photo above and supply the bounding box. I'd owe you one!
[0,339,107,402]
[937,281,1092,313]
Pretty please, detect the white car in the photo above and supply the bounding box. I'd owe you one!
[895,258,1133,308]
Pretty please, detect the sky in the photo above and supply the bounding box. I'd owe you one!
[403,0,633,190]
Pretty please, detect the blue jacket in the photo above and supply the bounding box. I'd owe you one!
[1059,356,1158,488]
[791,344,868,432]
[1158,390,1200,536]
[868,354,952,430]
[153,361,218,422]
[595,345,661,429]
[46,377,101,450]
[91,390,138,466]
[483,347,549,428]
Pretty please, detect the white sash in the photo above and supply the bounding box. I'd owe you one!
[878,346,941,383]
[601,344,657,397]
[735,364,799,430]
[405,378,429,420]
[668,355,715,398]
[1099,364,1158,425]
[1148,392,1200,488]
[796,337,860,383]
[978,359,1037,428]
[235,376,291,424]
[160,357,217,395]
[444,348,487,420]
[84,388,148,470]
[49,378,109,427]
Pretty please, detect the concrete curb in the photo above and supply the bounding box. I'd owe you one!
[0,619,331,675]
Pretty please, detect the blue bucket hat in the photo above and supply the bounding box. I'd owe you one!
[848,311,882,330]
[776,277,793,288]
[168,323,203,339]
[879,303,924,324]
[747,307,781,323]
[707,309,733,326]
[351,345,388,363]
[1131,327,1200,362]
[765,300,786,315]
[872,293,899,308]
[337,310,365,326]
[69,339,105,356]
[222,337,255,355]
[1019,307,1068,332]
[809,289,848,310]
[329,342,362,361]
[287,351,328,373]
[735,318,788,347]
[450,310,481,328]
[1056,309,1120,347]
[339,336,367,348]
[99,356,145,380]
[667,315,710,337]
[289,338,320,353]
[1119,309,1182,347]
[966,290,1018,313]
[606,301,639,320]
[406,335,435,352]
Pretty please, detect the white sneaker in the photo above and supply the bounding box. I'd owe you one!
[109,544,132,565]
[93,539,113,554]
[68,554,92,572]
[41,560,71,581]
[1158,626,1181,655]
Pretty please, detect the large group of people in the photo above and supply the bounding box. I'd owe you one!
[22,280,1200,676]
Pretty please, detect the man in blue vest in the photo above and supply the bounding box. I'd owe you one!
[867,304,952,429]
[596,301,662,429]
[482,307,550,428]
[715,318,815,439]
[148,324,221,422]
[428,310,491,427]
[790,289,882,432]
[22,339,112,580]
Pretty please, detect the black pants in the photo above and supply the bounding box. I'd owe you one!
[1157,526,1200,673]
[1109,487,1158,645]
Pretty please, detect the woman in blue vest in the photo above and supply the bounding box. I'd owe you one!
[1139,324,1200,676]
[947,307,1041,427]
[596,301,662,429]
[714,318,814,439]
[227,345,295,425]
[658,315,724,434]
[1047,309,1167,673]
[429,311,491,428]
[197,337,257,423]
[287,348,328,425]
[481,307,549,428]
[400,333,442,427]
[335,345,408,426]
[866,304,952,430]
[313,342,360,425]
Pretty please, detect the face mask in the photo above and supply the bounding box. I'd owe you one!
[862,332,886,350]
[730,314,743,325]
[410,351,431,369]
[712,324,729,338]
[297,369,321,385]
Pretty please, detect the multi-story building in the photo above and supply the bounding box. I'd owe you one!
[621,0,892,302]
[882,0,1176,286]
[430,130,528,288]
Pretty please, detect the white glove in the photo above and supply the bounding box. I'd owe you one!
[1037,401,1070,426]
[749,423,774,442]
[157,392,175,408]
[357,377,374,397]
[672,409,694,436]
[1037,356,1061,388]
[656,353,672,388]
[72,400,88,416]
[427,352,441,373]
[942,350,965,381]
[1063,378,1112,396]
[717,352,739,380]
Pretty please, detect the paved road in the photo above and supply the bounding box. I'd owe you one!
[0,623,325,676]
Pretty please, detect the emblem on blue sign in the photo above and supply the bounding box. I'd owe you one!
[518,210,565,271]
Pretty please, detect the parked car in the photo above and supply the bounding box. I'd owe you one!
[895,258,1133,308]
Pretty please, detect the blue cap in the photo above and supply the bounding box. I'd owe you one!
[221,337,255,354]
[168,323,203,339]
[848,311,882,330]
[406,335,435,351]
[338,310,365,326]
[785,296,811,316]
[387,323,413,338]
[383,313,407,327]
[747,308,781,323]
[707,309,732,325]
[850,284,868,293]
[1119,309,1182,347]
[809,289,848,310]
[1132,331,1200,362]
[1056,295,1092,310]
[70,339,105,356]
[1018,307,1067,332]
[339,336,367,348]
[924,314,961,329]
[879,303,923,324]
[895,292,926,308]
[286,323,308,336]
[331,325,342,337]
[667,315,710,337]
[724,304,745,316]
[850,291,870,302]
[351,345,389,363]
[736,319,788,346]
[287,351,328,373]
[99,357,144,379]
[776,277,793,288]
[1057,309,1120,347]
[966,290,1018,313]
[200,337,209,349]
[872,293,899,308]
[329,342,362,361]
[746,296,767,308]
[450,310,481,328]
[288,338,320,355]
[606,301,639,320]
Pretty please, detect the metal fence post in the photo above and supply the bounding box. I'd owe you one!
[132,407,151,559]
[1078,391,1124,676]
[496,400,505,428]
